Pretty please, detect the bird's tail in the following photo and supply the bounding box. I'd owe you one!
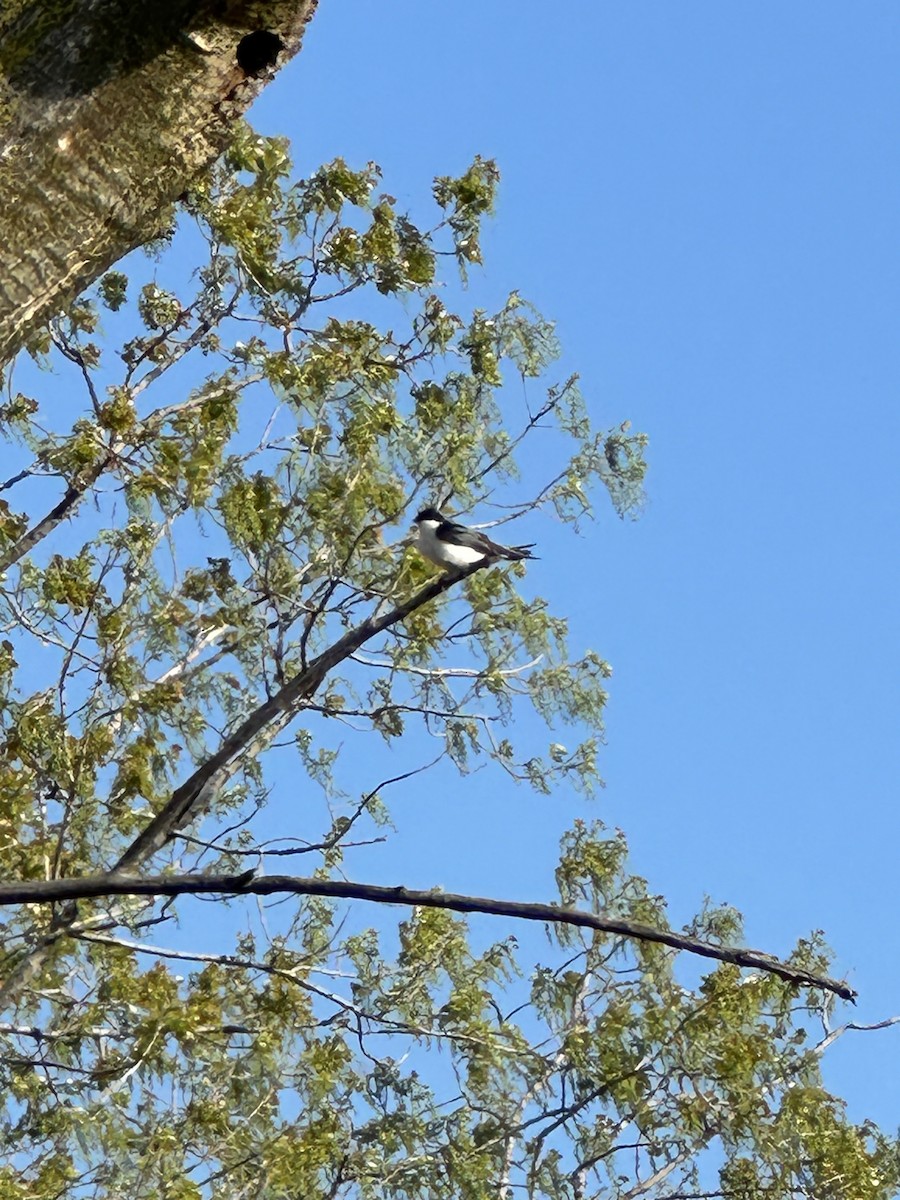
[504,544,538,560]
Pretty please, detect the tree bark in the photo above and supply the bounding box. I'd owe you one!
[0,0,317,365]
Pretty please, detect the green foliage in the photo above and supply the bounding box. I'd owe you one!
[0,126,888,1200]
[98,271,129,312]
[434,154,500,273]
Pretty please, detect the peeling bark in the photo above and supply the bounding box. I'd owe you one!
[0,0,317,364]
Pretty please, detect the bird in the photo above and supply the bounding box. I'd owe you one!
[412,508,536,570]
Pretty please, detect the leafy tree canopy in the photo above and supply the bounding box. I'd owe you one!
[0,124,894,1199]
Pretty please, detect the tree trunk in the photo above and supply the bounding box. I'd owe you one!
[0,0,317,365]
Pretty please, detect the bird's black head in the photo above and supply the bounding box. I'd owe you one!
[415,507,444,524]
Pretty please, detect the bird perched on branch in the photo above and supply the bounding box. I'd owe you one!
[412,508,536,570]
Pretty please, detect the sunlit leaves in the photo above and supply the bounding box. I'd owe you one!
[41,550,99,614]
[433,155,500,271]
[497,293,561,379]
[98,270,129,311]
[138,283,182,332]
[294,156,380,216]
[217,472,287,556]
[460,312,502,386]
[0,499,27,546]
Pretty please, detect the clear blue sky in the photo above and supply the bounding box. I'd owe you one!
[244,2,900,1125]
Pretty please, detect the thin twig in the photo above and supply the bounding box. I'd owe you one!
[350,653,542,678]
[812,1014,900,1055]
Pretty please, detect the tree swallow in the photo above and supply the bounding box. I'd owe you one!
[412,508,536,570]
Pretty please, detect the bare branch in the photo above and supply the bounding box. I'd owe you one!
[0,455,112,573]
[0,870,856,1000]
[621,1147,693,1200]
[0,466,40,493]
[812,1013,900,1056]
[350,652,543,678]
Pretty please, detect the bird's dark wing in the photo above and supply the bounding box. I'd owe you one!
[436,520,495,554]
[439,520,536,560]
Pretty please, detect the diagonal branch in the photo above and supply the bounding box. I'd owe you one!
[0,561,482,1007]
[113,560,483,872]
[620,1146,694,1200]
[0,371,257,575]
[0,455,112,573]
[0,870,856,1001]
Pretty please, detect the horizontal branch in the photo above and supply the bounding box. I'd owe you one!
[0,870,856,1001]
[351,652,542,678]
[812,1013,900,1056]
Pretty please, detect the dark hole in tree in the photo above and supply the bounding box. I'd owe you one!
[236,30,284,75]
